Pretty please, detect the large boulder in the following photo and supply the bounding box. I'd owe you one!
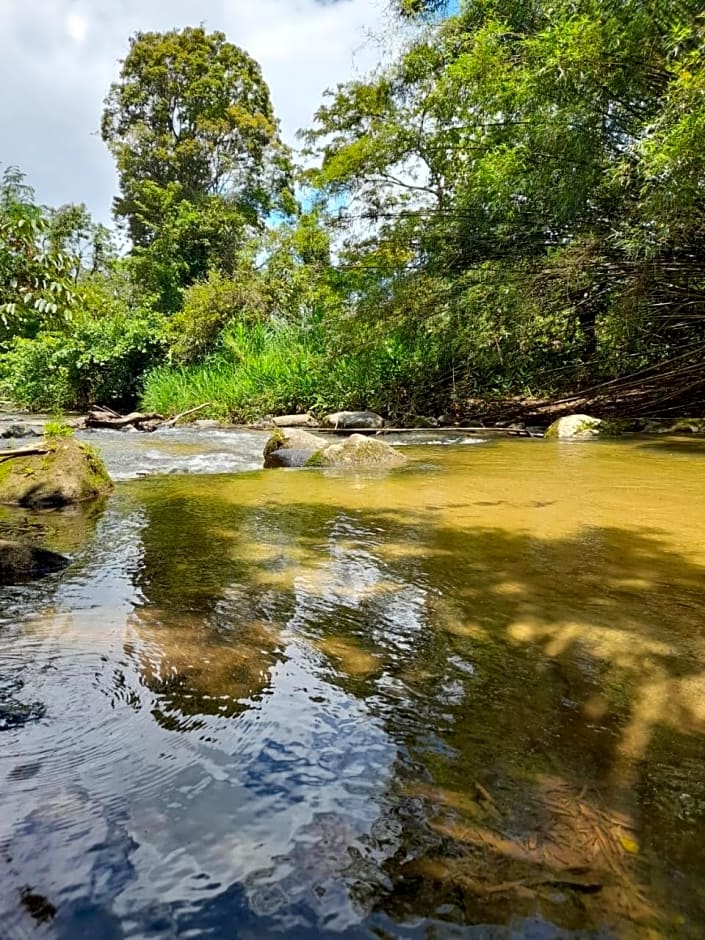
[263,429,406,469]
[263,428,326,468]
[544,414,603,439]
[0,437,113,507]
[324,411,384,430]
[309,434,407,468]
[0,539,69,584]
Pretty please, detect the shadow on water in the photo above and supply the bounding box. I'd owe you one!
[637,436,705,457]
[0,497,107,556]
[0,500,108,728]
[2,465,705,938]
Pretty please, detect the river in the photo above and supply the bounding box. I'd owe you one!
[1,427,704,938]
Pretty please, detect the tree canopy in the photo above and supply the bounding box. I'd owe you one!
[302,0,705,399]
[0,166,76,341]
[3,4,705,417]
[102,26,295,242]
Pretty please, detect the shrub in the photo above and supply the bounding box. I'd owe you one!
[0,276,167,411]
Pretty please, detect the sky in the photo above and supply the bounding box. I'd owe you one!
[0,0,393,226]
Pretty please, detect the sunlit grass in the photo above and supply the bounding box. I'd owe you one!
[141,318,448,422]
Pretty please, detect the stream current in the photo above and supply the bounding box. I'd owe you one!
[1,426,705,938]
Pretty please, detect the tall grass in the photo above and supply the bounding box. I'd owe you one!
[141,316,456,421]
[142,319,327,420]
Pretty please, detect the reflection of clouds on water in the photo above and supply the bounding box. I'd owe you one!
[288,514,431,660]
[0,605,398,935]
[0,785,137,938]
[109,638,397,933]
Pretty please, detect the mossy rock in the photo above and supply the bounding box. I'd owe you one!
[306,434,407,468]
[544,414,603,439]
[670,418,705,433]
[0,437,113,507]
[263,428,325,468]
[324,410,384,430]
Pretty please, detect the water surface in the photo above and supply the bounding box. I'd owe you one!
[1,433,704,938]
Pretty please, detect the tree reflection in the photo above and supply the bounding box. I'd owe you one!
[121,476,705,935]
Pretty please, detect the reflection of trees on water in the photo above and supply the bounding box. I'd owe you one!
[124,482,705,935]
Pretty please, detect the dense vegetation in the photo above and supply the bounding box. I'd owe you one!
[1,2,704,419]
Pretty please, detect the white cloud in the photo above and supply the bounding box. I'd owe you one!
[65,12,88,43]
[0,0,396,226]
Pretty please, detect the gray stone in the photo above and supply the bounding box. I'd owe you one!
[263,428,406,469]
[193,419,223,430]
[409,415,439,429]
[266,448,317,468]
[272,413,319,428]
[0,539,69,584]
[263,428,325,468]
[309,434,407,468]
[324,411,384,430]
[0,424,39,439]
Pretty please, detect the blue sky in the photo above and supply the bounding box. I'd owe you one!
[0,0,402,225]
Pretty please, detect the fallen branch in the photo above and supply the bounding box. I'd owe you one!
[85,410,163,430]
[162,402,212,428]
[483,868,603,895]
[0,448,49,462]
[92,404,121,418]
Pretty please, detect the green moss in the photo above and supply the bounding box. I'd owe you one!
[671,418,705,433]
[304,450,325,467]
[0,437,112,506]
[262,428,286,459]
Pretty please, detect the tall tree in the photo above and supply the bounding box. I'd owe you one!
[304,0,705,397]
[102,27,295,305]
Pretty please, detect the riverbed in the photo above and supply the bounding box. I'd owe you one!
[1,428,704,938]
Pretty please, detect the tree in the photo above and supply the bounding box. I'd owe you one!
[47,203,117,281]
[101,27,295,251]
[0,166,76,342]
[303,0,705,400]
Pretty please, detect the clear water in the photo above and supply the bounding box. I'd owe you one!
[1,431,705,938]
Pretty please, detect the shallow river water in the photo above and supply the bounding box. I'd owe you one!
[1,428,705,938]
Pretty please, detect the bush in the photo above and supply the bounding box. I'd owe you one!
[0,276,167,411]
[166,269,268,363]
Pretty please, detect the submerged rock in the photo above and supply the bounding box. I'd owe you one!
[544,414,603,439]
[309,434,407,468]
[0,437,113,507]
[0,539,69,584]
[324,410,384,430]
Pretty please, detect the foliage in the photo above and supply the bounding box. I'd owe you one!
[0,272,166,411]
[7,5,705,418]
[47,203,118,280]
[302,0,705,403]
[102,26,295,309]
[142,319,324,420]
[0,166,77,340]
[44,420,74,438]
